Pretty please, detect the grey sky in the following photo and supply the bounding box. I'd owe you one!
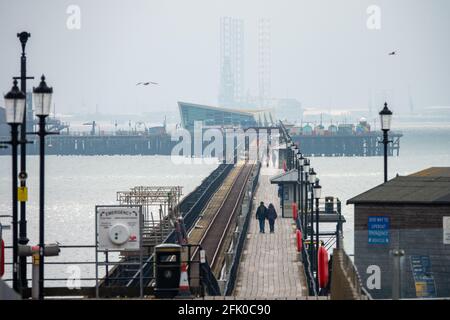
[1,0,449,117]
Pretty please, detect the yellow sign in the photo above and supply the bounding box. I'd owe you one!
[18,187,28,202]
[415,282,428,297]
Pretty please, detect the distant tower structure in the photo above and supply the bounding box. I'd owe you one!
[258,18,271,107]
[219,17,244,108]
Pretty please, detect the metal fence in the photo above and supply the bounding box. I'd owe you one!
[295,218,317,296]
[2,243,209,298]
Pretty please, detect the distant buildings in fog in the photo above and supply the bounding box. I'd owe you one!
[218,17,303,123]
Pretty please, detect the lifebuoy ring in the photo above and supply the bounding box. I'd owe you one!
[292,202,298,220]
[318,245,329,288]
[296,229,302,252]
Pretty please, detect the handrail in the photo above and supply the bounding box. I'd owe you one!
[296,219,317,296]
[223,162,261,295]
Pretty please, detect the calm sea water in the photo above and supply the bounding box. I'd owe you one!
[0,125,449,283]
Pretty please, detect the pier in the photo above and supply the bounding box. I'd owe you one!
[234,166,308,298]
[1,123,365,300]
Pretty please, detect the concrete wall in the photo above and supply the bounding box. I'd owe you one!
[354,204,450,299]
[330,248,367,300]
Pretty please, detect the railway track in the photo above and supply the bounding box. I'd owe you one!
[191,162,254,276]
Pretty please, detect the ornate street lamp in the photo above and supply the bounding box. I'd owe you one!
[291,144,298,169]
[309,168,317,184]
[296,150,303,227]
[379,103,393,183]
[313,179,322,290]
[306,168,316,235]
[33,75,53,300]
[3,79,26,292]
[17,32,33,291]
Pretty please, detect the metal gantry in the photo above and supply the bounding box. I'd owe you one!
[116,186,183,249]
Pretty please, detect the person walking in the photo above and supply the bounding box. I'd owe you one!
[267,203,278,233]
[256,201,267,233]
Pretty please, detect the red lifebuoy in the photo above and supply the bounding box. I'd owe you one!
[296,229,302,252]
[318,246,329,288]
[0,239,5,278]
[292,202,298,220]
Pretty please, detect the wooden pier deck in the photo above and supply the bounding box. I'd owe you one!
[233,166,308,298]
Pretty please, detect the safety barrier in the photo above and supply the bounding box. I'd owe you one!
[295,218,317,296]
[222,162,261,295]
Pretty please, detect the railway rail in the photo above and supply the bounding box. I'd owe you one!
[190,162,254,279]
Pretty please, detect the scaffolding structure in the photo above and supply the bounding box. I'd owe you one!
[116,186,183,249]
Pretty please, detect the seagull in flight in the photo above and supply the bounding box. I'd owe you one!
[136,81,159,86]
[388,51,397,56]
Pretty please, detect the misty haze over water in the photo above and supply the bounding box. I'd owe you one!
[1,0,450,120]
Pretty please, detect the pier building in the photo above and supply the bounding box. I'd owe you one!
[348,167,450,299]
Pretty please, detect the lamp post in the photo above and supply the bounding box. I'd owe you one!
[17,32,33,291]
[33,75,53,300]
[297,151,304,227]
[3,79,26,292]
[302,159,310,231]
[290,145,298,203]
[309,175,315,260]
[379,103,393,183]
[313,179,322,290]
[289,142,295,170]
[308,168,316,234]
[285,141,290,169]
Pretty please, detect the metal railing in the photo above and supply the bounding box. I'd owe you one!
[1,243,210,298]
[295,218,317,296]
[223,162,261,295]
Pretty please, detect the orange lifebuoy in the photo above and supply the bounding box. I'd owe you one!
[292,202,298,220]
[0,239,4,278]
[318,246,329,288]
[296,229,302,252]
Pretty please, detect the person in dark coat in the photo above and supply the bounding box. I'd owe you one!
[267,203,278,233]
[256,201,267,233]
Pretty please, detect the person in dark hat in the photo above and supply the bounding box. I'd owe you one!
[267,203,278,233]
[256,201,268,233]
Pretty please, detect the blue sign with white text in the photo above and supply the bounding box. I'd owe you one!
[410,255,436,298]
[368,216,390,245]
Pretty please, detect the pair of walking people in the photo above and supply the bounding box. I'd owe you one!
[255,201,278,233]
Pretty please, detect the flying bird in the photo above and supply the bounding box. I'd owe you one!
[136,81,159,86]
[388,51,397,56]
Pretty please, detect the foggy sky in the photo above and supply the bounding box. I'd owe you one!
[1,0,450,117]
